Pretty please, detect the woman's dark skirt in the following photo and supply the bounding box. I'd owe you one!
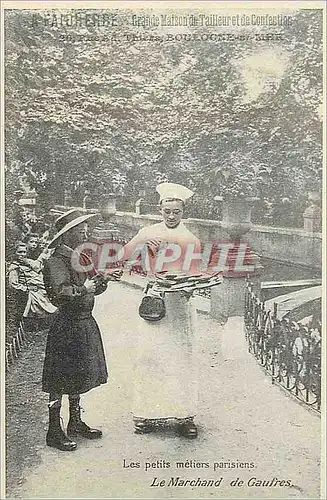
[42,310,108,394]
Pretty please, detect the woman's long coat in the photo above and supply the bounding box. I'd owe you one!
[42,244,108,395]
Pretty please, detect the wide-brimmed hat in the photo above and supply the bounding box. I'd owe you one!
[48,209,96,248]
[54,208,82,232]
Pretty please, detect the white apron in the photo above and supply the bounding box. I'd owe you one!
[124,222,200,421]
[133,292,198,420]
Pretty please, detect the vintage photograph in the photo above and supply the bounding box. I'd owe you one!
[1,1,325,498]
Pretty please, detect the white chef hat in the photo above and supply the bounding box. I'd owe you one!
[156,182,194,203]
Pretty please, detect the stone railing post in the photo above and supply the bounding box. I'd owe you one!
[135,198,145,216]
[210,196,263,323]
[83,190,93,210]
[92,193,120,243]
[303,204,322,233]
[63,188,73,207]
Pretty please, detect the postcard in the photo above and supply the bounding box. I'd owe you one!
[1,1,325,498]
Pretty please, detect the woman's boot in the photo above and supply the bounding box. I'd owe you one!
[67,396,102,439]
[46,402,77,451]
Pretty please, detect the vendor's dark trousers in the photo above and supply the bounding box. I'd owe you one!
[46,393,102,452]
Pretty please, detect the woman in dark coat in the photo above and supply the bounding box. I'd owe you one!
[42,210,122,451]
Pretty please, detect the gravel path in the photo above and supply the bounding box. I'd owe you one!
[6,282,321,499]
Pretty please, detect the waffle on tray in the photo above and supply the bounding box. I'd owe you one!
[153,271,223,292]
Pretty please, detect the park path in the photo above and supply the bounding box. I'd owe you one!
[15,281,321,499]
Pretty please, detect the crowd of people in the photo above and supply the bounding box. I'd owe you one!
[5,210,57,337]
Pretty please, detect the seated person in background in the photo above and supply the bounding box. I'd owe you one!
[24,230,55,273]
[24,232,41,260]
[19,210,34,237]
[7,241,57,330]
[7,242,30,329]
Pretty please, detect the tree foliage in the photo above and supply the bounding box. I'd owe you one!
[5,8,323,225]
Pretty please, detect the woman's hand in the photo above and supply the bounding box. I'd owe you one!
[84,278,96,293]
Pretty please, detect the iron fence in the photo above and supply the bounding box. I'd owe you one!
[5,321,29,371]
[244,283,321,412]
